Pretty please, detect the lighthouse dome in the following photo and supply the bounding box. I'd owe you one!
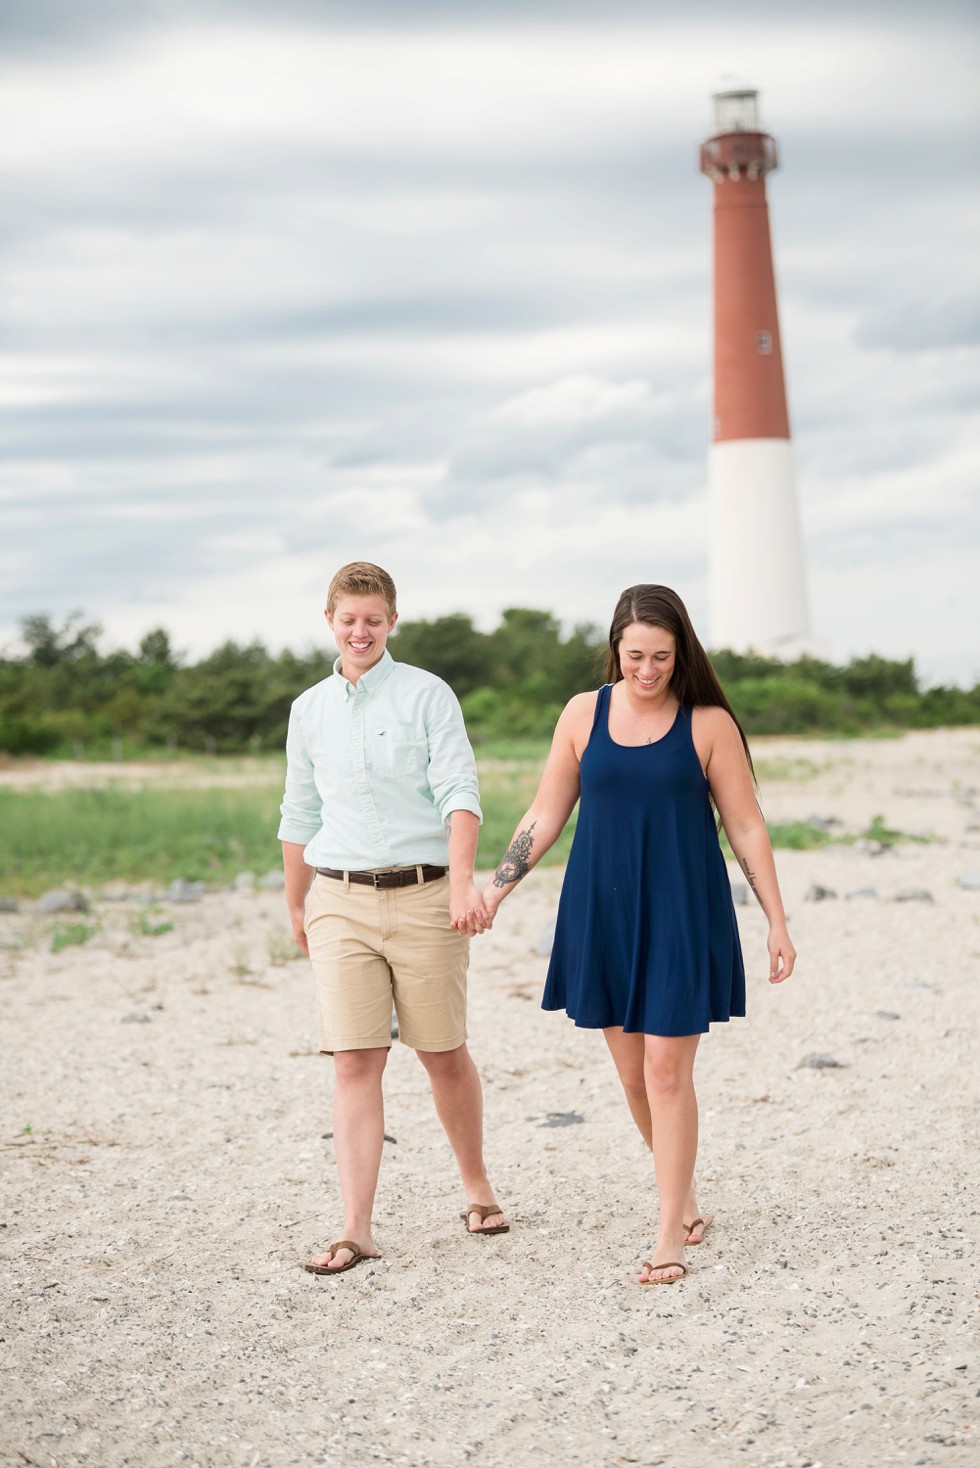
[711,80,761,135]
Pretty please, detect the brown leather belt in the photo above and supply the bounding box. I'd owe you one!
[316,865,447,890]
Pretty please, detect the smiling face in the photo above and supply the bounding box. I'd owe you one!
[326,593,398,682]
[617,621,676,700]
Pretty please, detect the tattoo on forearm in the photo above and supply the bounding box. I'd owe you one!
[444,815,452,838]
[739,855,760,898]
[493,822,537,887]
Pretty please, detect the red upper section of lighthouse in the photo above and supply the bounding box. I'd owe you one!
[700,114,791,444]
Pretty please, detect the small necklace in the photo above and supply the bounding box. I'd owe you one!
[620,688,671,744]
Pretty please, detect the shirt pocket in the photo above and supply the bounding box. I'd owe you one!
[368,723,428,779]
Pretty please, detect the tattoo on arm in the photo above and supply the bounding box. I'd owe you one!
[444,815,452,838]
[493,822,537,888]
[739,855,760,899]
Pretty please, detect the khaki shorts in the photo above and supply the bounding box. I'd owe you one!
[304,872,469,1053]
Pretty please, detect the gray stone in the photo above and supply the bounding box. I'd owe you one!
[539,1111,585,1128]
[258,870,285,890]
[854,838,888,856]
[232,871,256,891]
[121,1012,152,1024]
[876,1010,901,1021]
[36,890,90,915]
[957,871,980,890]
[535,918,557,957]
[804,883,837,902]
[796,1054,847,1070]
[0,897,18,913]
[894,888,934,903]
[846,887,879,900]
[166,878,207,903]
[730,882,749,906]
[806,813,843,832]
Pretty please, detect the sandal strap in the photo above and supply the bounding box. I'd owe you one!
[328,1240,361,1260]
[462,1203,501,1221]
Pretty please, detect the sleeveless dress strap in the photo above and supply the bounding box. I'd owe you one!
[590,684,611,733]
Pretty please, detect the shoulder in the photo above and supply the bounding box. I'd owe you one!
[557,688,601,730]
[565,688,602,717]
[690,704,736,737]
[690,705,748,776]
[291,674,334,712]
[553,688,602,759]
[388,659,446,693]
[387,662,465,728]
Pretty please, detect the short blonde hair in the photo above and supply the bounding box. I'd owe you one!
[326,562,397,618]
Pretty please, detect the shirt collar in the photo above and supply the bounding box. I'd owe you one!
[332,647,395,698]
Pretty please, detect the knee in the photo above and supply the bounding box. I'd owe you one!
[334,1048,388,1086]
[417,1043,469,1082]
[619,1070,648,1106]
[643,1056,686,1100]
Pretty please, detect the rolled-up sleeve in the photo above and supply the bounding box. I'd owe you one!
[277,701,324,845]
[423,684,483,824]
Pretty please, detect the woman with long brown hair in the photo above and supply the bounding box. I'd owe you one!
[483,584,795,1283]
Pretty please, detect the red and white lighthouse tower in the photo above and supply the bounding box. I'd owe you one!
[700,85,810,653]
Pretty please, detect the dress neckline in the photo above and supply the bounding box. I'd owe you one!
[604,683,681,749]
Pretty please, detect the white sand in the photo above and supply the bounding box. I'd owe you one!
[2,728,978,1468]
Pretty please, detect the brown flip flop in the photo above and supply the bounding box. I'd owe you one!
[639,1260,687,1285]
[459,1203,510,1235]
[683,1215,713,1245]
[303,1240,377,1276]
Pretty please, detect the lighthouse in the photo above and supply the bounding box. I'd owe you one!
[699,85,810,653]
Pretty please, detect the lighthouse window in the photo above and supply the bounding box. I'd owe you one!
[756,331,772,354]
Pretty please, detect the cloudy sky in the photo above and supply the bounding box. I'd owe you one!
[2,0,978,683]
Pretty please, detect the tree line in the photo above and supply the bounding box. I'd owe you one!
[0,609,976,757]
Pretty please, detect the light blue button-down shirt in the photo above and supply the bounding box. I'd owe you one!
[277,650,482,870]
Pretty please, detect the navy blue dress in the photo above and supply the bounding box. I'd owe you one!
[542,684,745,1036]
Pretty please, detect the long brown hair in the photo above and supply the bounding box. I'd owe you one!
[605,584,754,775]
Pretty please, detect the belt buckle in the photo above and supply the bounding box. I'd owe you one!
[371,871,385,890]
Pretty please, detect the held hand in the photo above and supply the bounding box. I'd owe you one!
[482,881,504,921]
[450,881,492,936]
[289,907,310,956]
[767,925,796,983]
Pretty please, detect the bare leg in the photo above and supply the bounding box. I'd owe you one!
[639,1033,701,1282]
[603,1027,709,1246]
[416,1043,507,1231]
[308,1046,388,1270]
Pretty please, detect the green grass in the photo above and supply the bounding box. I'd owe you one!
[754,755,829,783]
[51,920,99,952]
[0,782,284,896]
[476,750,576,871]
[0,745,849,897]
[0,755,569,896]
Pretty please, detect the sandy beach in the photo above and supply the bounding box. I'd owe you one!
[2,727,978,1468]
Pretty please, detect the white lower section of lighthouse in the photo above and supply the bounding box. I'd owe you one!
[709,438,810,653]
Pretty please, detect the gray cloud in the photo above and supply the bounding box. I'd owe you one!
[4,0,975,54]
[1,4,978,678]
